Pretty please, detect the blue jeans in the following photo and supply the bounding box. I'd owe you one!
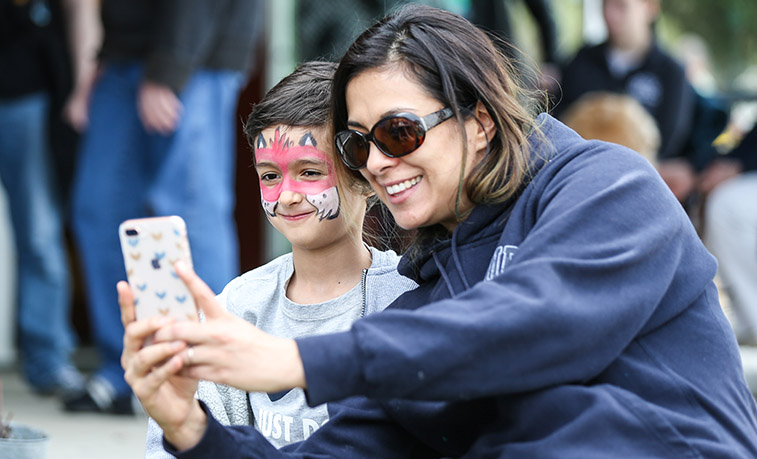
[72,63,241,395]
[0,92,75,387]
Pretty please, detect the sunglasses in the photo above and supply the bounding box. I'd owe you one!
[335,107,454,170]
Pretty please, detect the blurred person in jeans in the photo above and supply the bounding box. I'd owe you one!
[0,0,99,399]
[67,0,263,414]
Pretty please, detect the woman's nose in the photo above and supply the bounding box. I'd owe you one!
[364,142,398,175]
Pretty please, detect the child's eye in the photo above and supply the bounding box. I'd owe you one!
[302,169,324,178]
[260,172,280,182]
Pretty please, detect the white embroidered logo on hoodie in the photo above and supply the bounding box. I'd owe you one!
[485,245,518,281]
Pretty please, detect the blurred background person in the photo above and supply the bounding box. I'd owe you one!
[296,0,406,61]
[469,0,561,92]
[0,0,99,400]
[556,0,700,204]
[66,0,264,415]
[702,124,757,346]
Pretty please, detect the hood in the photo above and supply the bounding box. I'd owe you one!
[397,114,583,287]
[397,113,586,292]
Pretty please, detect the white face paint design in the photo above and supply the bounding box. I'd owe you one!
[305,188,340,221]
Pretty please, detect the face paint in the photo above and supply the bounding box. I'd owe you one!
[256,128,340,220]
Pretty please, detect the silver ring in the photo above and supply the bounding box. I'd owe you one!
[186,346,194,365]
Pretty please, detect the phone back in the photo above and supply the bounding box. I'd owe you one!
[118,216,197,322]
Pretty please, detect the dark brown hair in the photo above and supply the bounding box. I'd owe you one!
[331,4,544,245]
[243,60,377,242]
[244,61,336,158]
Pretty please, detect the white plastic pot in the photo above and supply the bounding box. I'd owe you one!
[0,422,49,459]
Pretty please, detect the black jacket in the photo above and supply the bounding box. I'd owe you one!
[100,0,263,92]
[557,41,696,161]
[727,124,757,173]
[0,0,70,99]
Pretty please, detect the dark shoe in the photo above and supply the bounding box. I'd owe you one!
[30,365,86,399]
[63,389,100,412]
[63,378,141,415]
[111,393,141,415]
[63,389,141,415]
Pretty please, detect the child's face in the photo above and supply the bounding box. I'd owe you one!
[254,125,352,250]
[255,126,339,219]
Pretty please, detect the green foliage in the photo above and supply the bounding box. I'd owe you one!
[663,0,757,87]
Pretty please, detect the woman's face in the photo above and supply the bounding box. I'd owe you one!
[345,68,484,232]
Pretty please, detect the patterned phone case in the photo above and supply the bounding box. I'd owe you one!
[118,216,198,322]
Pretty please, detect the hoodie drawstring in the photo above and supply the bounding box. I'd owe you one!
[451,232,471,290]
[432,251,456,298]
[432,233,473,298]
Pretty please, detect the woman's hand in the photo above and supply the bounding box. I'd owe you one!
[152,262,307,394]
[118,282,206,451]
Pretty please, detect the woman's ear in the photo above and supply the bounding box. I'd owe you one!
[467,100,497,156]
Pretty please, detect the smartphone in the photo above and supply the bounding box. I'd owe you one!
[118,216,198,323]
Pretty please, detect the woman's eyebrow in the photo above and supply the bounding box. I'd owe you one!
[347,108,415,130]
[347,120,367,130]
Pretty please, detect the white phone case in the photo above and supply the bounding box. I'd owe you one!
[118,216,197,322]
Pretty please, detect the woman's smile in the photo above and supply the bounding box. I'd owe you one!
[385,175,422,196]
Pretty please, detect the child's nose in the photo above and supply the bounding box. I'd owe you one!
[278,189,304,206]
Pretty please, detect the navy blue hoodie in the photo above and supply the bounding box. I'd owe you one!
[167,115,757,458]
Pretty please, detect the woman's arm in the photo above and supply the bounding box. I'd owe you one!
[163,398,438,459]
[154,148,700,406]
[298,146,714,405]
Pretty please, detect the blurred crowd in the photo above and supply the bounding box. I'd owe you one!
[1,0,755,418]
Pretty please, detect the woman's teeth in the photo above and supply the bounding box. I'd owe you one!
[386,176,420,196]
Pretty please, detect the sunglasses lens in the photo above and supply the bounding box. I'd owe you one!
[336,131,369,169]
[374,117,420,157]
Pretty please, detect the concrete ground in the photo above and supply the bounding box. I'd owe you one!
[0,348,147,459]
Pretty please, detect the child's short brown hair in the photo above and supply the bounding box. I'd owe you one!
[561,91,661,163]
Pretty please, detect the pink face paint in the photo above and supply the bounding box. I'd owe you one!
[256,128,340,220]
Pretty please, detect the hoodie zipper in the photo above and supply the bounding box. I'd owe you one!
[360,268,368,317]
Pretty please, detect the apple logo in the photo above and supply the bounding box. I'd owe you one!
[151,251,166,269]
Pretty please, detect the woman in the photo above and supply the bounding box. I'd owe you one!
[123,5,757,457]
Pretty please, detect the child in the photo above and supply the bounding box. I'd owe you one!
[139,61,416,456]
